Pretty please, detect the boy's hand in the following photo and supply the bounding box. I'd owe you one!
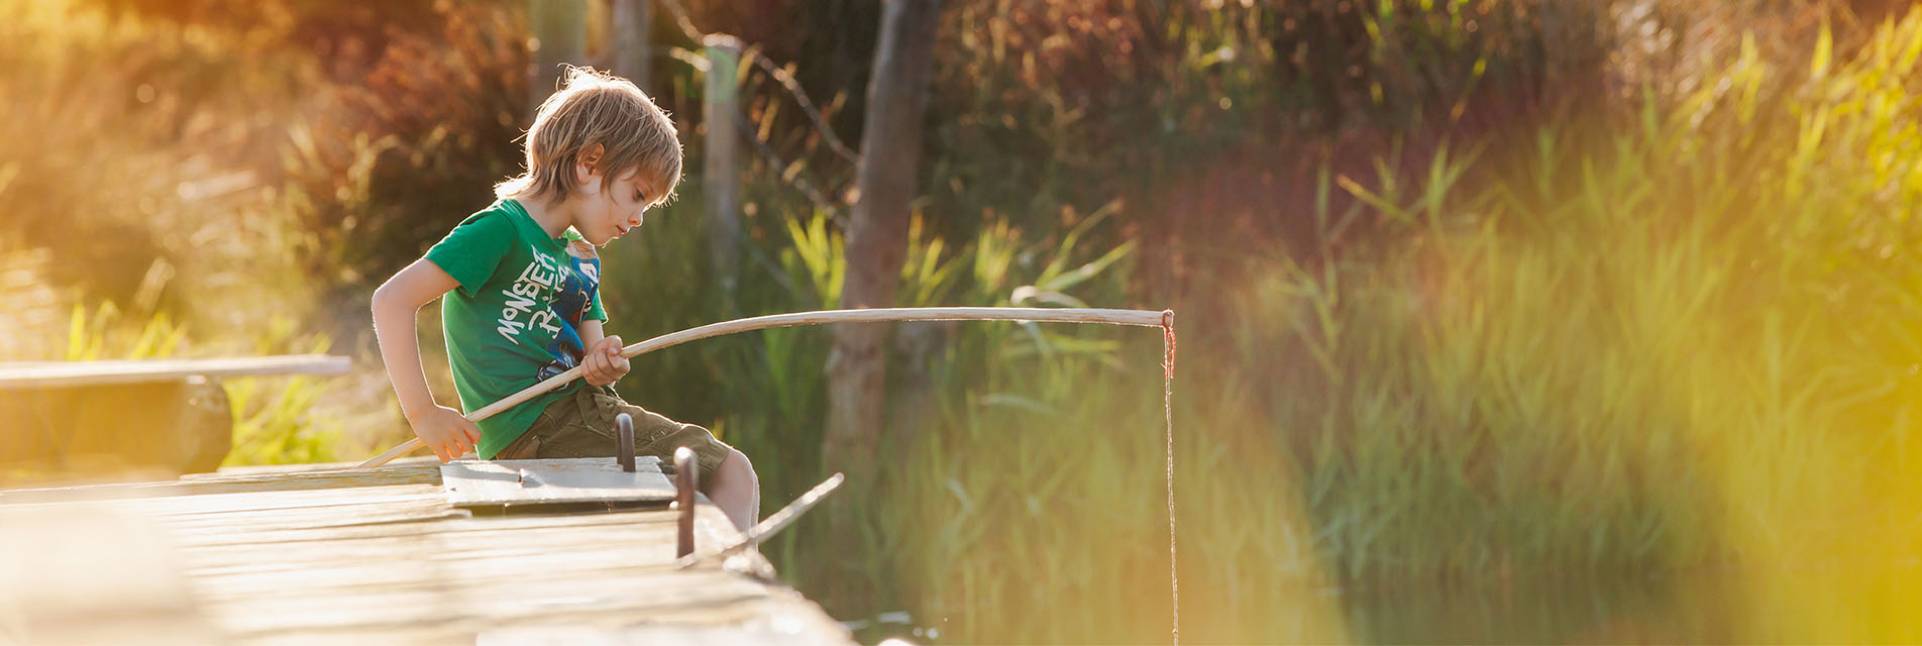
[407,405,481,463]
[583,335,631,386]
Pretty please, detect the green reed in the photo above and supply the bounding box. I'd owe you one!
[811,14,1922,643]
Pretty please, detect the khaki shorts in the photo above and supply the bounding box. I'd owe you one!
[495,386,733,489]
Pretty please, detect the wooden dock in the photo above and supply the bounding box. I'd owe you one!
[0,458,852,644]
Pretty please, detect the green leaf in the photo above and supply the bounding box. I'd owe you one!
[1811,21,1833,79]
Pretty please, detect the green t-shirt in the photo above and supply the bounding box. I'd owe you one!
[425,199,608,458]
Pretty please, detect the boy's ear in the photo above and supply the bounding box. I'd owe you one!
[575,143,607,184]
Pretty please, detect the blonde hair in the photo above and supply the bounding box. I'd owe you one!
[496,66,682,205]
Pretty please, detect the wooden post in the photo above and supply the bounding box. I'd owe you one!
[703,34,744,301]
[529,0,589,106]
[610,0,652,91]
[674,447,698,558]
[825,0,942,486]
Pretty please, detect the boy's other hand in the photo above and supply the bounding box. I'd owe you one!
[583,335,631,386]
[408,405,481,463]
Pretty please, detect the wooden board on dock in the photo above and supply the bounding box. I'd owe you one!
[0,457,850,644]
[439,456,676,507]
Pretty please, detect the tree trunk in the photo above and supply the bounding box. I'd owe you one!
[886,319,953,466]
[610,0,652,91]
[703,35,744,306]
[824,0,942,487]
[529,0,589,106]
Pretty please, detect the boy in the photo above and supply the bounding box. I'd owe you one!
[371,67,759,530]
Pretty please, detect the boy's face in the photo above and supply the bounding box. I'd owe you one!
[573,165,663,247]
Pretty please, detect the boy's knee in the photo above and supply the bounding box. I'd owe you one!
[700,448,756,500]
[724,448,758,484]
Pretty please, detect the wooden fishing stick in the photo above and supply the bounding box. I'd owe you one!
[357,307,1169,468]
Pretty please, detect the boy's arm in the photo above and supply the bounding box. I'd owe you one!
[371,259,480,462]
[577,319,630,387]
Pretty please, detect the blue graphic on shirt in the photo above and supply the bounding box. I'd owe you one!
[536,243,602,382]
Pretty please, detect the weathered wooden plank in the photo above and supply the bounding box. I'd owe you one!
[172,506,732,563]
[159,505,467,534]
[0,505,226,644]
[199,456,445,479]
[0,354,350,389]
[0,461,441,503]
[203,580,774,635]
[230,609,852,646]
[0,463,850,644]
[169,506,742,597]
[167,508,675,547]
[177,517,689,563]
[440,457,676,507]
[4,485,446,516]
[476,622,853,646]
[166,507,701,548]
[184,556,711,603]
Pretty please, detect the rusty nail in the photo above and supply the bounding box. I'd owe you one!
[675,446,698,558]
[616,413,636,473]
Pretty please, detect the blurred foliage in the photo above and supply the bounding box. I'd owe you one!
[63,301,186,361]
[279,4,530,313]
[224,372,341,466]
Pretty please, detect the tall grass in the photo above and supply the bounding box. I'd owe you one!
[813,12,1922,643]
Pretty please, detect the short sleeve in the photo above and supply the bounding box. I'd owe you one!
[585,288,608,321]
[425,212,513,297]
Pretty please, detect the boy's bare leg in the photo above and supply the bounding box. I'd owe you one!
[708,448,760,531]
